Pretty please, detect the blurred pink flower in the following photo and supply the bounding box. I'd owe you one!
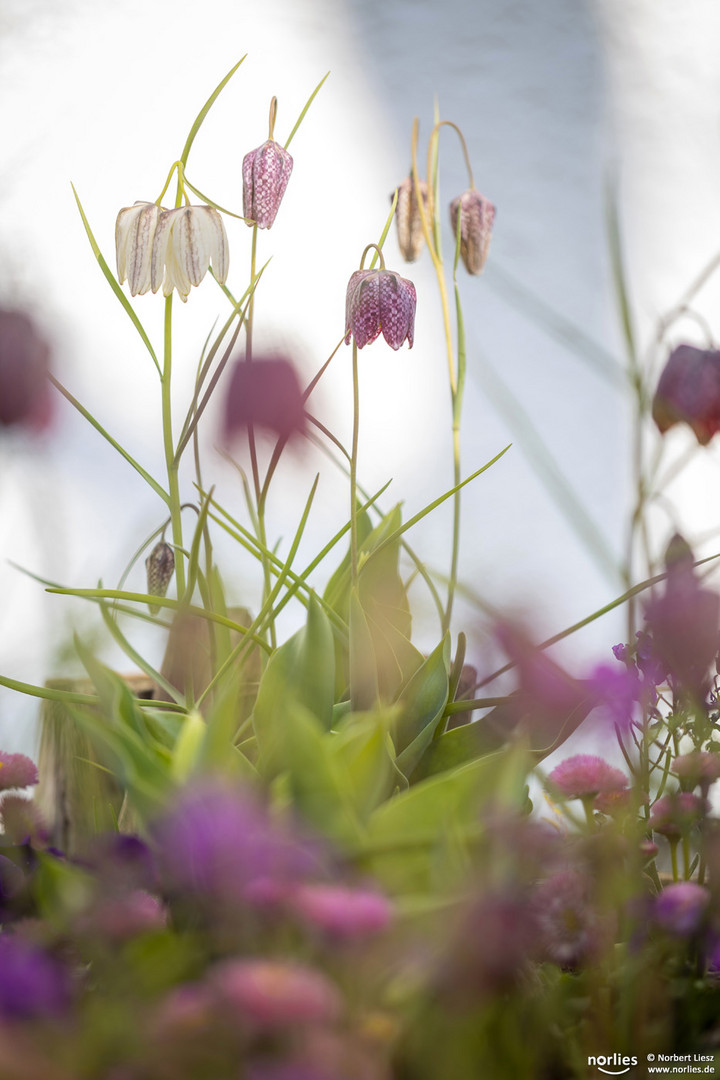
[344,269,416,350]
[211,959,342,1029]
[0,309,53,431]
[652,344,720,445]
[0,752,38,792]
[655,882,710,937]
[649,792,707,840]
[673,752,720,795]
[223,356,307,446]
[548,755,628,802]
[289,883,393,940]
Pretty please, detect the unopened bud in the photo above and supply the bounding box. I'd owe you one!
[145,542,175,614]
[449,189,495,275]
[394,176,428,262]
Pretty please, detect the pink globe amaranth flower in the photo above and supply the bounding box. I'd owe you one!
[652,344,720,445]
[223,356,307,445]
[289,883,393,939]
[655,882,710,937]
[243,140,294,229]
[344,269,416,350]
[78,890,166,942]
[0,752,38,792]
[210,959,342,1029]
[649,792,707,839]
[449,188,496,275]
[547,755,628,802]
[673,751,720,793]
[0,310,53,431]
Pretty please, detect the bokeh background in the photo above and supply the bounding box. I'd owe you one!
[1,0,720,755]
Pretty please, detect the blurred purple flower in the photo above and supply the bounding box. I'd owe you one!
[0,752,38,792]
[533,870,601,968]
[211,959,342,1029]
[151,782,316,909]
[0,934,70,1019]
[673,752,720,795]
[289,883,393,940]
[0,309,53,431]
[649,792,707,840]
[548,755,628,802]
[247,1062,332,1080]
[77,890,166,942]
[644,541,720,698]
[243,140,294,229]
[652,344,720,446]
[586,663,642,732]
[449,189,496,275]
[344,269,416,350]
[223,356,307,446]
[655,883,710,937]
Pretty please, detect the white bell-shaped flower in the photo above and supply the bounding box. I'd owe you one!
[151,205,229,302]
[115,201,162,296]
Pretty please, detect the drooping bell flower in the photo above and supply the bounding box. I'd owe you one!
[116,202,229,302]
[223,355,307,445]
[652,344,720,445]
[344,267,416,350]
[394,175,428,263]
[449,188,495,275]
[243,140,294,229]
[0,309,53,430]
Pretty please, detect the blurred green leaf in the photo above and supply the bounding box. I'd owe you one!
[394,635,450,778]
[327,707,398,820]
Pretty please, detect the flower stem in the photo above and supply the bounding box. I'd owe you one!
[350,342,361,587]
[161,295,186,598]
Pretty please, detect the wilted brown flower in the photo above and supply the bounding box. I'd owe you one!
[394,176,428,262]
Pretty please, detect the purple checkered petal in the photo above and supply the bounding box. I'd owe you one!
[449,189,496,275]
[378,271,416,349]
[345,269,416,349]
[243,140,294,229]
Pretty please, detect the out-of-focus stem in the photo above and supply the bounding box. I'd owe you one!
[162,295,186,598]
[350,342,360,587]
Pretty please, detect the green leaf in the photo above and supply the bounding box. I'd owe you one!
[253,596,335,774]
[327,708,398,820]
[394,635,450,778]
[348,586,379,711]
[410,715,507,782]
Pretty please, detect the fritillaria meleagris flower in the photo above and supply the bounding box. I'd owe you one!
[449,188,496,275]
[116,202,229,302]
[242,140,294,229]
[223,355,307,445]
[652,344,720,445]
[0,309,53,430]
[394,175,428,262]
[145,541,175,615]
[344,269,416,350]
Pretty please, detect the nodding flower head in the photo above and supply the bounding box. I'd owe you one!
[344,268,416,350]
[145,541,175,615]
[242,140,294,229]
[652,344,720,446]
[394,176,429,263]
[116,202,229,302]
[449,188,495,275]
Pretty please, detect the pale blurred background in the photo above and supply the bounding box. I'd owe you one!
[1,0,720,755]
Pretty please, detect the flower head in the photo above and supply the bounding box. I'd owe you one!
[0,309,52,430]
[116,202,228,302]
[289,883,393,940]
[547,755,628,802]
[449,188,495,275]
[345,268,416,350]
[533,869,602,968]
[210,959,341,1029]
[649,792,707,839]
[0,934,70,1018]
[673,751,720,793]
[0,752,38,792]
[145,541,175,615]
[652,344,720,445]
[394,176,428,262]
[655,882,710,937]
[223,355,307,445]
[243,140,294,229]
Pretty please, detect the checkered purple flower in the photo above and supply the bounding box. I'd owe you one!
[243,140,294,229]
[449,188,495,275]
[344,269,416,350]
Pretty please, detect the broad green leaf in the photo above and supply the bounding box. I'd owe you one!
[327,708,398,820]
[394,635,450,778]
[349,586,379,711]
[410,715,507,782]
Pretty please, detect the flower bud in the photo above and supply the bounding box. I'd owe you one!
[449,188,495,275]
[145,541,175,615]
[394,176,428,262]
[242,140,293,229]
[344,269,416,350]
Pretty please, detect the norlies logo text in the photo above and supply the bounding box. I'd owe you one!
[588,1054,638,1075]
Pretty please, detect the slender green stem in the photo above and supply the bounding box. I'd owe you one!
[669,838,679,882]
[350,342,361,587]
[161,296,185,598]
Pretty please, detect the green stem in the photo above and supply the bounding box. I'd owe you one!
[350,342,361,587]
[669,838,679,882]
[161,296,186,598]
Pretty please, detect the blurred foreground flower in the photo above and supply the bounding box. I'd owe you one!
[449,189,495,275]
[116,201,229,301]
[0,751,38,792]
[548,755,628,803]
[211,959,341,1029]
[243,140,294,229]
[345,269,416,350]
[289,883,393,940]
[0,309,52,430]
[223,356,307,445]
[0,934,70,1019]
[655,883,710,938]
[652,344,720,445]
[394,176,428,263]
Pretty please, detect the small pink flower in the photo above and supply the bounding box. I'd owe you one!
[243,140,294,229]
[649,792,707,839]
[449,189,495,275]
[211,959,341,1029]
[547,755,628,802]
[0,752,39,792]
[655,882,710,937]
[289,883,393,939]
[344,269,416,350]
[673,752,720,793]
